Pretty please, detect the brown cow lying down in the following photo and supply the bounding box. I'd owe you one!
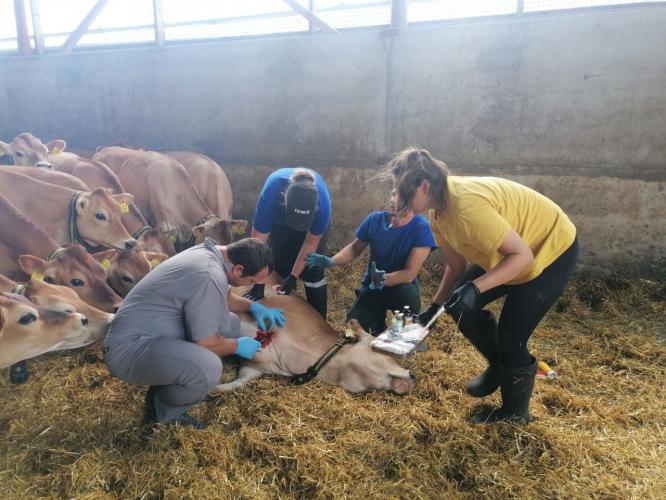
[0,273,114,352]
[92,248,168,297]
[0,293,91,370]
[211,294,416,395]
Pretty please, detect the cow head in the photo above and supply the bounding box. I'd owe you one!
[93,248,168,296]
[75,188,136,250]
[21,278,114,348]
[135,227,176,257]
[193,218,248,245]
[18,244,123,313]
[326,320,416,394]
[0,293,88,369]
[0,133,64,167]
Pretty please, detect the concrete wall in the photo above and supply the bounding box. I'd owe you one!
[1,6,665,275]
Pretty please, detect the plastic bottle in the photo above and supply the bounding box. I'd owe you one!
[403,306,413,325]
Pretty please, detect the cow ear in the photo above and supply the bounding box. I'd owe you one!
[143,252,168,268]
[18,255,48,277]
[112,193,134,205]
[192,225,205,240]
[92,249,116,263]
[47,139,66,155]
[230,219,249,236]
[0,140,9,156]
[76,193,90,215]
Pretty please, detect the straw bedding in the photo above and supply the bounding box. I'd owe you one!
[1,258,664,499]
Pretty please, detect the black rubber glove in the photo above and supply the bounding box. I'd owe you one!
[243,283,265,302]
[445,281,482,316]
[280,274,298,295]
[418,303,442,326]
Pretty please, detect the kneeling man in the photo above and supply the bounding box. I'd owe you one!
[104,237,286,429]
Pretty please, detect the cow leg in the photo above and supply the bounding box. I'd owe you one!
[210,365,263,393]
[9,361,29,384]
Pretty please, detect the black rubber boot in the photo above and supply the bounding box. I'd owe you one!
[9,361,29,384]
[470,358,537,425]
[144,386,205,430]
[305,284,327,319]
[459,311,501,397]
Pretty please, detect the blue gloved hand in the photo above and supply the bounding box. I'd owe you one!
[368,261,386,290]
[306,253,334,269]
[249,301,287,331]
[235,337,261,359]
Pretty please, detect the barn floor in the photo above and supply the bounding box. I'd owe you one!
[0,259,664,499]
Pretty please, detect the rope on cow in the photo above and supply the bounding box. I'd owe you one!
[68,191,105,253]
[46,247,65,261]
[133,225,153,239]
[292,330,359,385]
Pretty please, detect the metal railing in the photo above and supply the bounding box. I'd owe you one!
[0,0,664,56]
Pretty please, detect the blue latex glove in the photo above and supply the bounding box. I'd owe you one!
[235,337,261,359]
[306,253,334,269]
[368,261,386,290]
[249,301,287,331]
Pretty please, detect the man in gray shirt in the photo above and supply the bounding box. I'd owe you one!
[104,237,286,429]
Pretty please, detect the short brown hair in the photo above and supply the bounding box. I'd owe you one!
[386,147,450,213]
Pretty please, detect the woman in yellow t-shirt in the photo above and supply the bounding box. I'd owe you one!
[387,147,578,425]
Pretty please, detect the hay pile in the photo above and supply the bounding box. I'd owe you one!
[1,259,665,499]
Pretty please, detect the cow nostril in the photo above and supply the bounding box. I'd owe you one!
[81,316,89,326]
[409,371,416,380]
[125,239,136,250]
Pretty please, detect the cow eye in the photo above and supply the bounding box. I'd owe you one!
[70,278,84,287]
[44,276,55,284]
[15,151,24,157]
[95,213,106,221]
[19,313,37,325]
[121,276,134,284]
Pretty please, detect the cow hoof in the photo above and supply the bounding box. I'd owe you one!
[9,361,29,384]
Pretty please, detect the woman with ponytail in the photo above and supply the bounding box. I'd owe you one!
[244,168,332,318]
[388,147,578,425]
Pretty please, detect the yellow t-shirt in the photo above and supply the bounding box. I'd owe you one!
[429,176,576,285]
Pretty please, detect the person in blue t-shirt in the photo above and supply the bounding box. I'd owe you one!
[307,188,436,334]
[244,168,332,318]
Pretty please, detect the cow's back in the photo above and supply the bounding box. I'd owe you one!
[165,151,233,219]
[1,165,89,191]
[51,154,125,193]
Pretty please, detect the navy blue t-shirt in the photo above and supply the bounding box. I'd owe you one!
[357,211,437,288]
[252,168,332,236]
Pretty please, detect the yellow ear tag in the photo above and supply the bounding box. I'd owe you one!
[231,224,245,235]
[51,147,62,155]
[31,271,44,281]
[150,258,160,268]
[119,201,130,214]
[101,259,111,269]
[170,234,177,243]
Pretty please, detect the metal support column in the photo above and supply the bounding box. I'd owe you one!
[153,0,165,45]
[29,0,44,54]
[60,0,110,54]
[14,0,32,56]
[391,0,407,31]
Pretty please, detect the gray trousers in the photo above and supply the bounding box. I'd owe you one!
[105,313,241,423]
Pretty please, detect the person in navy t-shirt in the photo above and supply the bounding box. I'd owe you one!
[244,168,332,317]
[307,188,436,334]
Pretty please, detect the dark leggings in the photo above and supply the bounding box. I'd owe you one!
[269,224,327,283]
[454,238,579,368]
